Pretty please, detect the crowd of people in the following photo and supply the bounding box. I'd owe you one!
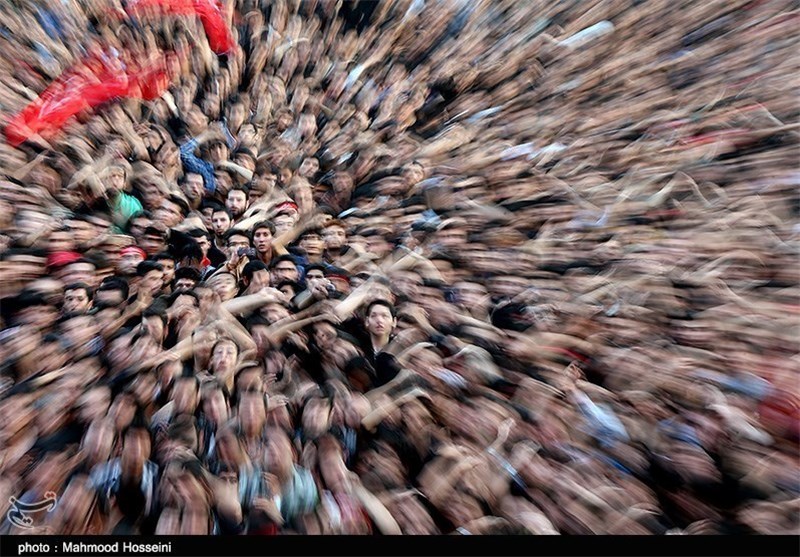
[0,0,798,536]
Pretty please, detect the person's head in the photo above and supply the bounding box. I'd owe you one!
[312,319,339,352]
[361,229,394,259]
[173,266,201,292]
[251,220,275,255]
[303,262,326,287]
[242,260,271,291]
[272,210,297,236]
[140,226,168,255]
[118,246,147,276]
[81,418,116,466]
[186,228,212,257]
[206,271,239,301]
[127,211,152,240]
[154,195,189,228]
[121,426,152,478]
[322,220,347,251]
[210,337,238,378]
[104,163,129,197]
[298,228,324,258]
[225,186,249,220]
[211,207,233,237]
[63,282,92,314]
[331,171,354,194]
[54,255,96,289]
[152,252,176,287]
[224,229,251,258]
[270,255,300,285]
[201,382,230,426]
[237,391,267,436]
[233,147,257,172]
[365,299,397,338]
[402,161,425,185]
[172,375,201,415]
[297,156,320,179]
[136,175,168,211]
[136,260,165,297]
[453,280,490,314]
[288,177,314,215]
[206,137,229,165]
[94,277,129,306]
[276,280,301,299]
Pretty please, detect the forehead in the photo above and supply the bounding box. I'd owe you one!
[368,304,392,317]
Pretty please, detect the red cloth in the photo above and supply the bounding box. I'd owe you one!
[47,251,83,270]
[120,246,147,260]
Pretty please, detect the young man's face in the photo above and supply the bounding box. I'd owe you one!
[154,199,184,228]
[253,227,273,254]
[63,288,90,314]
[119,252,145,275]
[366,304,395,337]
[298,157,319,178]
[299,233,323,257]
[174,277,197,291]
[105,167,126,196]
[226,190,248,219]
[157,259,175,286]
[59,262,96,288]
[273,214,295,236]
[211,211,232,236]
[322,225,347,251]
[305,268,325,288]
[226,234,251,258]
[182,173,205,200]
[139,269,164,296]
[271,260,299,285]
[195,234,211,256]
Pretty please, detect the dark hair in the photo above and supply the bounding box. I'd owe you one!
[167,289,199,307]
[167,194,190,216]
[64,282,93,300]
[304,263,326,275]
[242,260,269,282]
[365,299,396,318]
[186,228,211,240]
[174,266,201,283]
[97,277,130,300]
[179,242,204,263]
[276,280,302,295]
[227,185,249,198]
[297,227,323,241]
[223,228,251,244]
[252,220,276,235]
[269,254,297,270]
[143,226,167,239]
[151,252,176,264]
[136,260,164,277]
[211,206,233,219]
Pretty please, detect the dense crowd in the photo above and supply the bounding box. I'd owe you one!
[0,0,798,536]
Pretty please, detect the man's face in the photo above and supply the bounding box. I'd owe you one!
[305,268,325,289]
[182,173,204,200]
[211,211,232,236]
[140,269,164,296]
[119,252,145,275]
[299,233,323,257]
[365,235,393,259]
[226,190,247,219]
[273,214,295,236]
[154,199,184,228]
[156,259,175,286]
[322,225,346,251]
[366,304,395,337]
[249,269,271,292]
[226,234,250,258]
[209,274,239,301]
[60,263,96,288]
[195,234,211,256]
[174,277,197,291]
[140,233,166,256]
[105,167,126,196]
[253,227,273,254]
[208,142,229,164]
[332,172,353,194]
[63,288,90,314]
[298,157,319,178]
[271,260,299,285]
[128,217,150,240]
[140,182,165,210]
[94,288,125,307]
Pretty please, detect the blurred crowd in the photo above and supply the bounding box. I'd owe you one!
[0,0,798,536]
